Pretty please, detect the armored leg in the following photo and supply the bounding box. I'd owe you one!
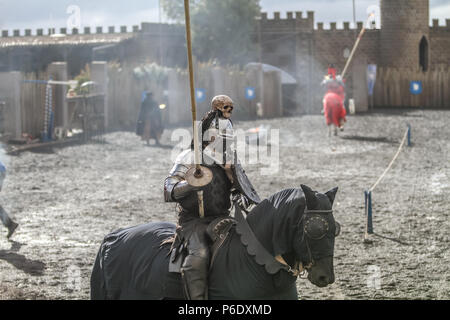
[180,228,210,300]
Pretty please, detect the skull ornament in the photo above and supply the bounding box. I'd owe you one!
[211,95,234,119]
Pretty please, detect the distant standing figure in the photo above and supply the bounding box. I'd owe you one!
[0,161,18,239]
[136,92,164,146]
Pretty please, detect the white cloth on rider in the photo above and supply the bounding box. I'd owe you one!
[203,118,235,166]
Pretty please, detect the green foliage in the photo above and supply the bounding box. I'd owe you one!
[161,0,261,66]
[161,0,202,23]
[133,62,170,84]
[73,64,91,95]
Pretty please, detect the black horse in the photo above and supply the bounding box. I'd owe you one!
[90,184,340,300]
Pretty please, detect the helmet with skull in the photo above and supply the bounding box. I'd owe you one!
[211,95,234,119]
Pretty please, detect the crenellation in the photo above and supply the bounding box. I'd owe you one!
[0,3,447,81]
[314,21,364,31]
[0,1,448,112]
[430,18,450,31]
[0,10,442,40]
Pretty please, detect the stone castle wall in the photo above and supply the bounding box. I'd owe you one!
[429,19,450,68]
[1,2,448,111]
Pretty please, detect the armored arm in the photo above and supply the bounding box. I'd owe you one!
[164,163,202,202]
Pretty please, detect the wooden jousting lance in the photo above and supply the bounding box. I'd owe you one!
[341,13,375,78]
[183,0,213,218]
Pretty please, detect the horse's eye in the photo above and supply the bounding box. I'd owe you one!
[335,221,341,237]
[304,216,329,240]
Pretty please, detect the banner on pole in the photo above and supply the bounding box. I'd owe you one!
[245,87,256,100]
[195,88,206,102]
[410,81,422,95]
[367,64,377,96]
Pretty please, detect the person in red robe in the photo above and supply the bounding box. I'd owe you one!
[323,79,346,136]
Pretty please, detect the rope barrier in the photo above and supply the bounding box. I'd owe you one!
[364,125,411,241]
[368,127,409,192]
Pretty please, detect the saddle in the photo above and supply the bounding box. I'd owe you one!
[168,216,236,273]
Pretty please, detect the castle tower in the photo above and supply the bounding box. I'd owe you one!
[380,0,430,71]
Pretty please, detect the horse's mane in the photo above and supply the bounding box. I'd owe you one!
[246,188,305,257]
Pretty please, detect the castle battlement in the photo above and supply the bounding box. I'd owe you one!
[2,11,447,39]
[0,22,185,39]
[0,22,184,38]
[430,18,450,31]
[260,11,314,21]
[315,21,369,31]
[1,25,138,38]
[259,11,314,32]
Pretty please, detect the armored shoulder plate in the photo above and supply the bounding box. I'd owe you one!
[164,149,195,202]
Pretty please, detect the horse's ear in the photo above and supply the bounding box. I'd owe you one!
[301,184,318,209]
[325,187,338,206]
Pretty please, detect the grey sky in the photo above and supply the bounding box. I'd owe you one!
[0,0,448,31]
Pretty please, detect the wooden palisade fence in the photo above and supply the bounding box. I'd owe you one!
[373,66,450,108]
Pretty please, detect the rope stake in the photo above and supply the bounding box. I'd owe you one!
[364,126,412,241]
[365,190,373,235]
[407,124,411,147]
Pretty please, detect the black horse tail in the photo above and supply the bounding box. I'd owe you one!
[90,246,107,300]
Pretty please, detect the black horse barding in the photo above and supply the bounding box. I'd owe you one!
[90,184,340,300]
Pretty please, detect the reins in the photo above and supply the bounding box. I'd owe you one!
[274,255,311,278]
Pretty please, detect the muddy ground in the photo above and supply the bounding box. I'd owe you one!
[0,108,448,300]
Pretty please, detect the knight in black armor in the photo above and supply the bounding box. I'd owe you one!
[164,95,260,300]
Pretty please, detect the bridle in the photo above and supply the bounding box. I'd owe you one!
[233,201,339,279]
[275,209,338,279]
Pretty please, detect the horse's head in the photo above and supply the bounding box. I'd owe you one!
[295,184,340,288]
